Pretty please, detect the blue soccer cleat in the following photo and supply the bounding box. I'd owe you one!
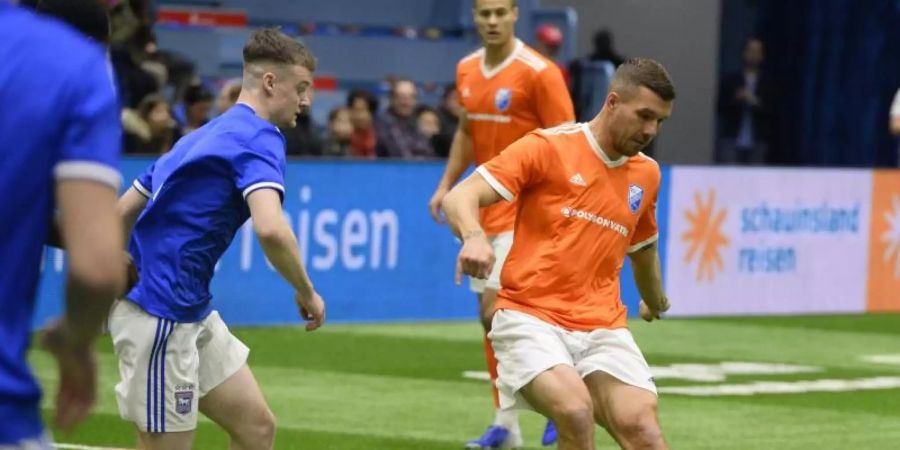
[541,419,558,446]
[465,425,523,449]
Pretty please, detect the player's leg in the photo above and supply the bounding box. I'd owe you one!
[196,311,274,450]
[519,366,594,450]
[467,233,523,449]
[583,372,665,450]
[108,300,200,450]
[199,364,275,450]
[577,329,666,450]
[491,310,593,449]
[490,309,590,450]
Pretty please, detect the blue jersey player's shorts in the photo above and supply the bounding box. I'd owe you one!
[108,300,249,432]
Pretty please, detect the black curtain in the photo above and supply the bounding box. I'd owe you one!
[757,0,900,167]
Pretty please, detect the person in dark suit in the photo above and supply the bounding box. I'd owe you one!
[717,38,772,165]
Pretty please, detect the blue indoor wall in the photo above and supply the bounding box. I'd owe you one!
[33,159,670,327]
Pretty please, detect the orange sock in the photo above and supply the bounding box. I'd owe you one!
[484,335,500,409]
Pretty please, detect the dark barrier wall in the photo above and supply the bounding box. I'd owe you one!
[757,0,900,167]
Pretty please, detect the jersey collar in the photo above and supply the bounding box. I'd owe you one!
[581,123,629,168]
[480,39,524,80]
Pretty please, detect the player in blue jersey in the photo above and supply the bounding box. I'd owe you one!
[0,1,125,448]
[110,28,324,449]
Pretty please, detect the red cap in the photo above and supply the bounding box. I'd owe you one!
[536,24,563,47]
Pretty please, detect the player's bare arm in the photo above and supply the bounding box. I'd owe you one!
[247,188,325,331]
[442,172,503,284]
[44,179,124,431]
[117,186,149,242]
[43,188,144,295]
[429,110,474,223]
[890,115,900,136]
[629,241,670,322]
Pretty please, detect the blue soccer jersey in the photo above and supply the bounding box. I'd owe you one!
[0,3,121,444]
[127,103,287,322]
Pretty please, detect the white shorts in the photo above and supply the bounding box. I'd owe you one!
[108,300,249,433]
[489,309,656,410]
[469,231,513,293]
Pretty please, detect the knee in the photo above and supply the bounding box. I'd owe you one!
[238,407,277,449]
[611,404,665,449]
[548,398,594,435]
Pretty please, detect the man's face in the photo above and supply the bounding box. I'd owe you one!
[391,81,417,118]
[147,102,173,133]
[607,86,673,157]
[187,100,211,125]
[349,98,373,130]
[473,0,518,47]
[268,64,313,128]
[743,39,764,68]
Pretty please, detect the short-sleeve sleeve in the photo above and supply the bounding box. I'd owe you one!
[455,63,467,112]
[234,128,287,202]
[53,50,122,189]
[133,162,155,198]
[627,168,662,253]
[475,132,553,201]
[533,66,575,128]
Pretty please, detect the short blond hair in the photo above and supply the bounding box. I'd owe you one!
[243,28,316,72]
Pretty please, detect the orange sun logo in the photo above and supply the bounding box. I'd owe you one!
[681,190,730,282]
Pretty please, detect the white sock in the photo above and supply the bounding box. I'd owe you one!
[493,408,519,430]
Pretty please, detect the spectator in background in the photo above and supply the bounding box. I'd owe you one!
[322,107,353,157]
[33,0,110,43]
[283,110,324,156]
[568,29,627,121]
[375,79,434,159]
[716,37,772,165]
[891,88,900,157]
[122,94,178,154]
[534,24,570,86]
[347,89,378,159]
[416,106,442,155]
[216,78,242,115]
[106,0,162,108]
[434,83,462,158]
[181,83,213,135]
[587,29,626,67]
[110,38,159,108]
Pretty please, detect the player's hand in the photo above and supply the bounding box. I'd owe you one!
[639,297,670,322]
[455,231,495,285]
[39,319,98,433]
[295,289,325,331]
[428,186,449,223]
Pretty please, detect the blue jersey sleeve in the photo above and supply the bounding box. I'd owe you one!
[235,128,287,202]
[53,50,122,189]
[133,162,155,198]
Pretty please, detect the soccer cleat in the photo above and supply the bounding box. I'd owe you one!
[541,419,558,446]
[464,425,523,449]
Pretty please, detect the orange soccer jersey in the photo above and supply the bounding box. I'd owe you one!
[476,123,661,331]
[457,39,574,235]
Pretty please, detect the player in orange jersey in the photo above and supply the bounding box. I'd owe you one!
[427,0,574,447]
[442,58,675,450]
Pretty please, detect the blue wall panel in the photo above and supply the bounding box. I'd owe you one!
[33,159,671,327]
